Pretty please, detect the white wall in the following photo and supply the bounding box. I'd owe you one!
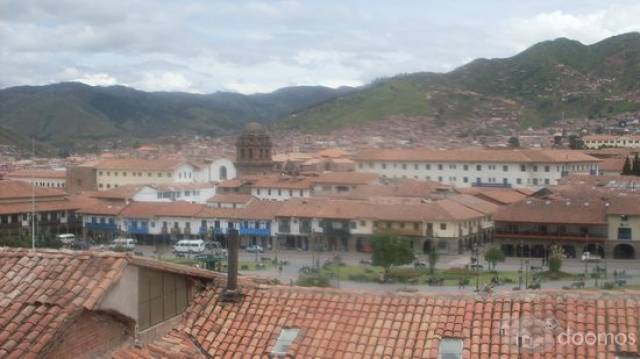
[355,160,599,189]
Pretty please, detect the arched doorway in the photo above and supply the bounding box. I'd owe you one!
[423,240,432,254]
[613,243,635,259]
[219,166,228,180]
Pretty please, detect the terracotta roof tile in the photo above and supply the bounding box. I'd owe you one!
[0,248,219,357]
[118,287,640,358]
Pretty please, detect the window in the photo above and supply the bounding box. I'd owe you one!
[440,223,447,230]
[503,165,508,172]
[438,338,463,359]
[271,328,300,356]
[463,177,468,183]
[516,178,522,185]
[520,165,526,172]
[426,164,431,170]
[476,165,481,171]
[382,163,387,169]
[618,228,632,240]
[463,165,468,171]
[438,164,443,170]
[544,165,550,172]
[544,179,550,185]
[402,163,407,170]
[533,165,538,172]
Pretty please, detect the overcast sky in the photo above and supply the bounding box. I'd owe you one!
[1,0,640,94]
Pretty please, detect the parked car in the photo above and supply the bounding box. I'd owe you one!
[581,251,602,263]
[56,233,76,245]
[174,239,206,254]
[245,245,264,253]
[110,238,136,251]
[205,241,227,257]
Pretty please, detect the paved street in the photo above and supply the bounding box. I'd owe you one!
[121,244,640,294]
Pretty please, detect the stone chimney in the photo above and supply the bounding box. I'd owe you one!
[221,228,242,302]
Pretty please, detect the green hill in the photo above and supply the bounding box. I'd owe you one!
[0,83,353,144]
[281,32,640,131]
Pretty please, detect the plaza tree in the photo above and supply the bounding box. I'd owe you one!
[370,234,415,282]
[549,245,564,273]
[484,246,506,271]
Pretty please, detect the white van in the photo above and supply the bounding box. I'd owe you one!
[110,238,136,251]
[57,233,75,245]
[174,239,206,254]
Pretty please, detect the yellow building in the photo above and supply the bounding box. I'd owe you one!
[94,159,196,190]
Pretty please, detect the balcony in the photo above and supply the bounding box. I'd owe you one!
[128,224,149,235]
[239,227,271,237]
[278,223,291,234]
[321,221,350,237]
[374,227,422,237]
[86,222,117,231]
[495,229,606,242]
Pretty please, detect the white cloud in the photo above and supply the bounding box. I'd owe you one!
[1,1,640,93]
[137,72,194,92]
[499,4,640,52]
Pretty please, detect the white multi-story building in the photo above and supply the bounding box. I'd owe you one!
[354,149,600,189]
[583,135,640,149]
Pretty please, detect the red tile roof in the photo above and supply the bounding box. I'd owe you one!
[495,198,607,225]
[354,148,600,163]
[0,180,66,201]
[115,285,640,358]
[5,169,66,179]
[0,248,218,358]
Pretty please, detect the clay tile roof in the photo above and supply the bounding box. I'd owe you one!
[90,185,145,201]
[599,158,625,172]
[206,193,255,204]
[120,201,206,219]
[116,285,640,358]
[354,148,599,163]
[495,198,607,225]
[5,169,66,179]
[311,172,379,185]
[607,196,640,216]
[0,248,218,358]
[0,180,66,201]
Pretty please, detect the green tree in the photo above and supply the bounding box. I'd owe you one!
[370,234,415,282]
[622,157,633,175]
[634,154,640,176]
[484,246,506,271]
[428,248,439,274]
[568,135,584,149]
[508,136,520,148]
[549,245,564,273]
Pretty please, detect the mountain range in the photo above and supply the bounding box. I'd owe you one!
[1,32,640,151]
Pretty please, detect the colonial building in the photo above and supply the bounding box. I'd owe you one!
[494,193,640,259]
[0,180,84,239]
[235,122,274,176]
[354,149,600,190]
[5,168,66,188]
[583,134,640,149]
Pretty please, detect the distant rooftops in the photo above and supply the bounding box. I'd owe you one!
[354,148,600,163]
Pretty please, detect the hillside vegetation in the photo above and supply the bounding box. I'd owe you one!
[281,32,640,131]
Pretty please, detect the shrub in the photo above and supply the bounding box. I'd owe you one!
[296,273,331,287]
[347,273,372,282]
[386,268,422,283]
